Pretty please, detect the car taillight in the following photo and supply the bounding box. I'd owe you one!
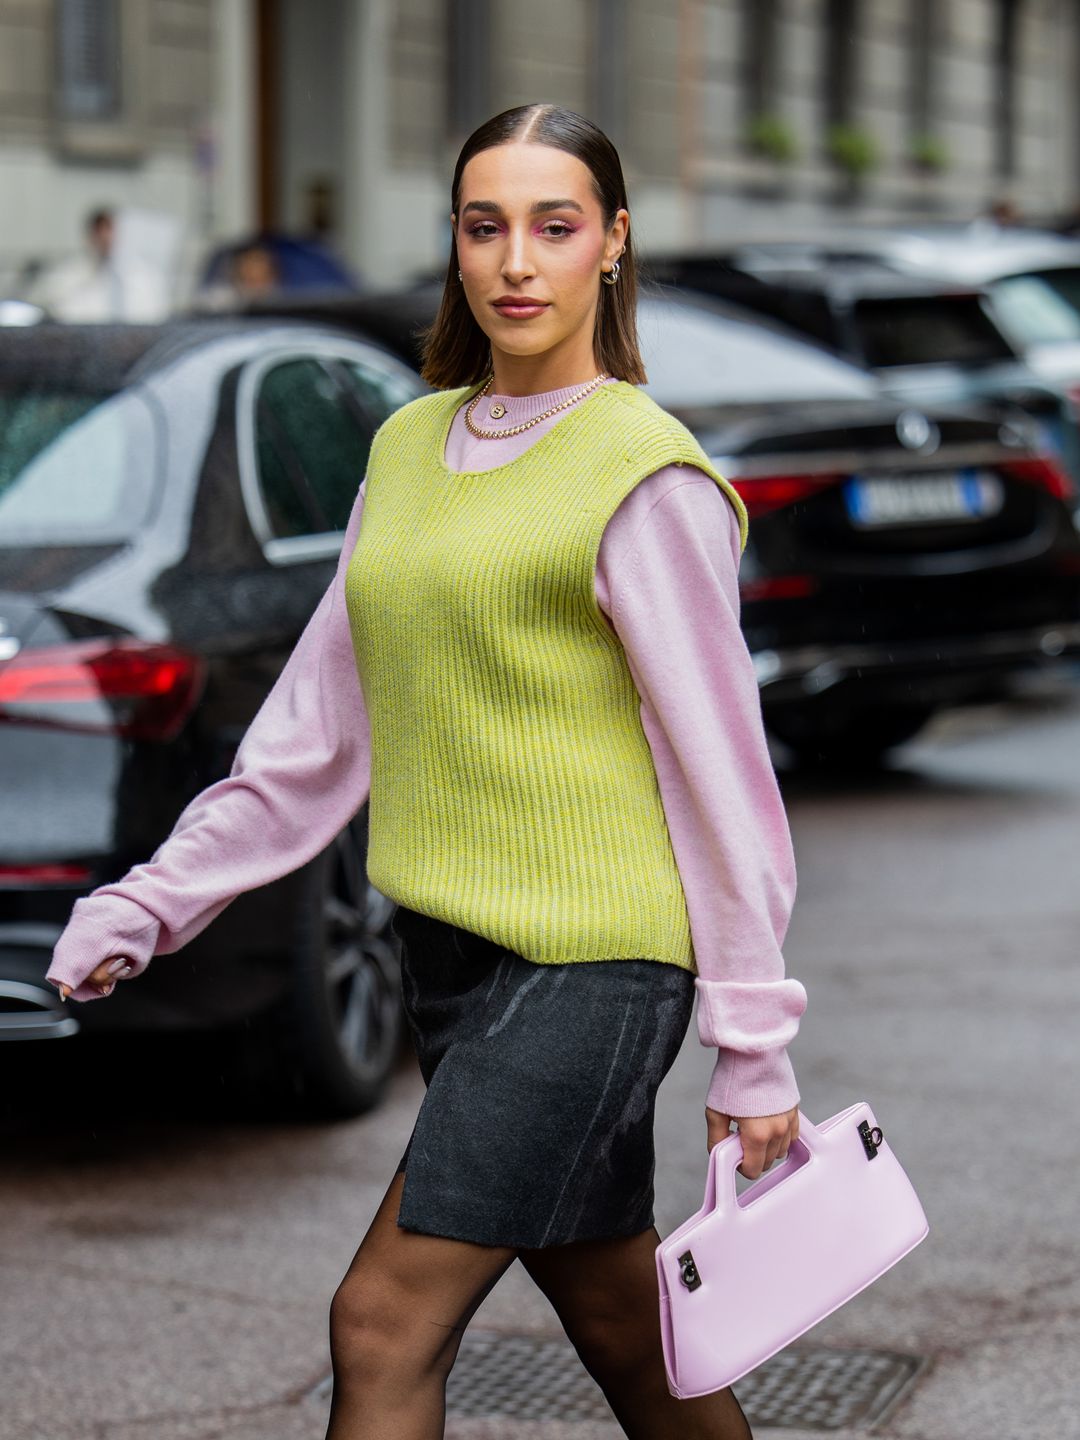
[728,473,843,519]
[0,639,206,740]
[0,863,92,887]
[740,575,819,601]
[1000,456,1075,500]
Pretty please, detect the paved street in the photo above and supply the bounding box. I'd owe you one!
[3,677,1078,1440]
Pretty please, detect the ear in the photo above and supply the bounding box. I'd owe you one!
[604,207,630,266]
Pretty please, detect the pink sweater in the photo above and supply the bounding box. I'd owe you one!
[46,380,807,1118]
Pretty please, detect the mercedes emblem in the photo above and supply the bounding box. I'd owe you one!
[895,410,940,454]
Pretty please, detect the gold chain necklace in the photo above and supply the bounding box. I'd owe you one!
[463,372,611,439]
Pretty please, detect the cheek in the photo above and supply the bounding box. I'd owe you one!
[548,235,606,312]
[561,232,606,280]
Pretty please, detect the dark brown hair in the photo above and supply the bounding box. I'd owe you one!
[420,104,645,388]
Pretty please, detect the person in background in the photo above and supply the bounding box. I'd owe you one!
[28,206,171,323]
[229,241,282,296]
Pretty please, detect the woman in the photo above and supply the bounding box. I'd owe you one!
[48,105,808,1439]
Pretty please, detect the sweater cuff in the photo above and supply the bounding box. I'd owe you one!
[705,1046,801,1118]
[45,895,161,1003]
[694,976,807,1050]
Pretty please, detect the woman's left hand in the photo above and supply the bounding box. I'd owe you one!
[705,1106,799,1180]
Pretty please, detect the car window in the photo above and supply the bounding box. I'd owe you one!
[254,357,373,538]
[638,298,879,405]
[0,389,159,544]
[851,296,1016,367]
[338,354,420,428]
[989,270,1080,347]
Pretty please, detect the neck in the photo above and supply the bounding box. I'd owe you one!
[489,336,603,396]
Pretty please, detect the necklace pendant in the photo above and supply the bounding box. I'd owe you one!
[489,402,507,419]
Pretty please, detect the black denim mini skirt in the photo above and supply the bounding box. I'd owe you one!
[391,904,696,1250]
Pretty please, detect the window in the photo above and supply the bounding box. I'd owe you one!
[593,0,627,141]
[908,0,938,141]
[54,0,148,160]
[993,0,1020,178]
[254,359,376,540]
[446,0,491,142]
[338,355,419,433]
[989,270,1080,348]
[742,0,780,123]
[851,297,1017,369]
[822,0,858,128]
[638,298,879,408]
[56,0,121,121]
[0,389,159,544]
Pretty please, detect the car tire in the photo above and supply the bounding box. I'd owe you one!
[243,808,406,1119]
[766,701,937,770]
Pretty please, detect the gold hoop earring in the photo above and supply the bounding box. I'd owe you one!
[601,258,621,286]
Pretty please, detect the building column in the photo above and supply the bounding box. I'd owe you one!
[214,0,257,240]
[342,0,392,284]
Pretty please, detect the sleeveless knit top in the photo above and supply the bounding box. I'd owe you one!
[344,379,749,970]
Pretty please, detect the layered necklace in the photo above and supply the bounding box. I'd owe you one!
[463,371,611,440]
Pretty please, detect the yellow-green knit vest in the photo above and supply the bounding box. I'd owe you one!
[344,379,748,971]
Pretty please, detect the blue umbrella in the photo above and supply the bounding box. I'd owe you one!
[201,232,361,293]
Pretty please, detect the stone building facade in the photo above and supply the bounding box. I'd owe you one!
[1,0,1079,297]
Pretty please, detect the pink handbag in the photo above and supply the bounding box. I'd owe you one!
[655,1101,930,1398]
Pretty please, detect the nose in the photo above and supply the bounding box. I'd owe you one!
[501,225,537,285]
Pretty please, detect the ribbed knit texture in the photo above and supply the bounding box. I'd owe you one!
[344,380,749,971]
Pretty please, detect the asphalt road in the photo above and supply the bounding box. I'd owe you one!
[3,676,1078,1440]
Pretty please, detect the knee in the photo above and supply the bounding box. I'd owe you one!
[329,1271,456,1384]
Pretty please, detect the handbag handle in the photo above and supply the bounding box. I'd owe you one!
[704,1113,822,1215]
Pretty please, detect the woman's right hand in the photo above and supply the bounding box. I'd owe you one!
[55,955,134,1001]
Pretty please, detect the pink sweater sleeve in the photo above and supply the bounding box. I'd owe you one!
[45,483,372,1002]
[595,466,807,1118]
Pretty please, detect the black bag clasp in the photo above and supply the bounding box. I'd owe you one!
[858,1119,884,1159]
[678,1249,702,1290]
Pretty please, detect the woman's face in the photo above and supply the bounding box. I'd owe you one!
[452,142,628,372]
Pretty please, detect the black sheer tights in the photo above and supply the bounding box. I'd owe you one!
[325,1168,752,1440]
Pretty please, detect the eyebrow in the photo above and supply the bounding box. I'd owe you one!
[461,198,586,217]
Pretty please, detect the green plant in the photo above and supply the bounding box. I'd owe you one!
[745,113,800,164]
[825,123,880,176]
[909,132,949,172]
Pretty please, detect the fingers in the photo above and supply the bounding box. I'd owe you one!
[705,1107,734,1154]
[732,1108,800,1180]
[55,956,134,1002]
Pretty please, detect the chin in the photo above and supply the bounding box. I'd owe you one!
[491,327,568,358]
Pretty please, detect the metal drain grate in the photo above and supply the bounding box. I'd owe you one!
[446,1331,612,1423]
[308,1332,927,1431]
[731,1346,928,1431]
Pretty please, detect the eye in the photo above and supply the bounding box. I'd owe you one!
[467,221,500,237]
[541,221,575,238]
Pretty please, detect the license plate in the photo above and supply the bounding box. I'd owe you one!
[843,469,1005,527]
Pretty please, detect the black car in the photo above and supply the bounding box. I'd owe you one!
[643,249,1080,488]
[0,320,424,1115]
[639,293,1080,755]
[212,284,1080,766]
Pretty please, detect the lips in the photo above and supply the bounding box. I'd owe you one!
[491,297,550,318]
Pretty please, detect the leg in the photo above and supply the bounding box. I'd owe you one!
[326,1167,518,1440]
[519,1225,753,1440]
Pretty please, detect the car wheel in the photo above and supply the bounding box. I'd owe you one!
[249,808,406,1119]
[766,701,937,770]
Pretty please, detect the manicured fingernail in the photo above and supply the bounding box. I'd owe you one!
[106,957,131,976]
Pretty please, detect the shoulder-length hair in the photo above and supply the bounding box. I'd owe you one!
[420,104,646,389]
